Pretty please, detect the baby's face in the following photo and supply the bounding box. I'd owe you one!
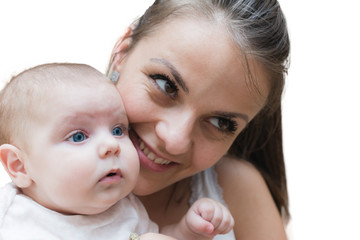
[22,80,139,215]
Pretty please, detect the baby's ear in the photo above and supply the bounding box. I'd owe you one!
[0,144,32,188]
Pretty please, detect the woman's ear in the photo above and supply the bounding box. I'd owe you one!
[0,144,32,188]
[108,26,134,74]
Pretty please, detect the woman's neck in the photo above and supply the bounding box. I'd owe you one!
[137,178,192,228]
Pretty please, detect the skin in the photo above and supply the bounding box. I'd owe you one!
[20,80,139,215]
[112,17,287,238]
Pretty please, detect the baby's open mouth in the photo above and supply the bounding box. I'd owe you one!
[106,172,117,177]
[99,169,122,183]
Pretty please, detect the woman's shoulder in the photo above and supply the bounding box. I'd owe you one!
[215,155,287,239]
[215,155,272,193]
[215,155,270,204]
[216,155,262,182]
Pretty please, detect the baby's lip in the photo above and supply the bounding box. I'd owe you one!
[99,169,122,183]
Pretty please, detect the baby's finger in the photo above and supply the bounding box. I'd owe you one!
[199,200,224,229]
[212,204,235,234]
[186,208,215,235]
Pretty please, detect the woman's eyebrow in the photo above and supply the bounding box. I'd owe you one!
[150,58,189,93]
[214,111,249,124]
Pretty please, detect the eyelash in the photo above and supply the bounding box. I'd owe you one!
[67,130,88,143]
[212,117,238,134]
[149,73,179,99]
[114,125,130,136]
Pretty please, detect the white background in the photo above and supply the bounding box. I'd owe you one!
[1,1,359,239]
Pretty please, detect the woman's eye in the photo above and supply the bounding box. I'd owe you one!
[149,74,179,98]
[209,117,238,134]
[112,126,123,136]
[68,132,87,142]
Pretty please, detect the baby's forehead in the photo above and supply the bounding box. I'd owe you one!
[36,78,118,105]
[29,80,126,129]
[25,75,116,115]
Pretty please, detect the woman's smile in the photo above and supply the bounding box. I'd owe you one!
[139,139,172,165]
[130,130,178,173]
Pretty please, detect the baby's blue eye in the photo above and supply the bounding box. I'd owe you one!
[112,127,123,136]
[68,132,87,142]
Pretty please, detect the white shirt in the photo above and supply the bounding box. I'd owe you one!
[0,183,158,240]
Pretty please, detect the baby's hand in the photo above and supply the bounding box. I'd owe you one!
[185,198,234,239]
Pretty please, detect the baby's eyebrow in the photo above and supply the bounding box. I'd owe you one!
[150,58,189,94]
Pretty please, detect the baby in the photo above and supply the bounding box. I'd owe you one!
[0,63,234,240]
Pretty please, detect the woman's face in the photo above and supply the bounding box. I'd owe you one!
[116,18,269,195]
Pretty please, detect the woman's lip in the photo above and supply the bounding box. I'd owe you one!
[129,130,177,172]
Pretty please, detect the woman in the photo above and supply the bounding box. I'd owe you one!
[107,0,290,239]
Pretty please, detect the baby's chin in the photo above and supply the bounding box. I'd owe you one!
[59,197,123,215]
[63,203,116,216]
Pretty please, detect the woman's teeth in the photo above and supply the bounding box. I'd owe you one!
[139,139,171,165]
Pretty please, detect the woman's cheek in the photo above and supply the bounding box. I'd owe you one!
[192,143,226,171]
[119,90,146,119]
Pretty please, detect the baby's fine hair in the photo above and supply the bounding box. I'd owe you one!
[0,63,108,146]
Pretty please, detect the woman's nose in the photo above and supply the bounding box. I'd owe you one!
[155,112,194,155]
[98,134,121,158]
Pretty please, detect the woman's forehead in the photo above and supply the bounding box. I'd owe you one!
[137,18,269,99]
